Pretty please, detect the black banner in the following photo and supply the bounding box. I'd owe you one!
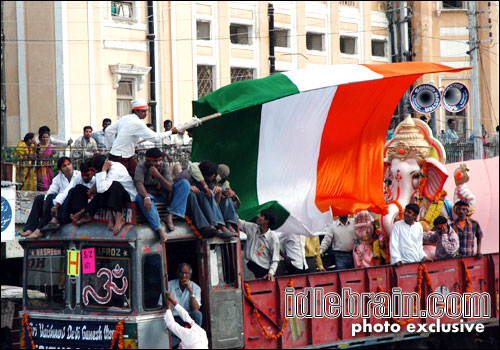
[24,318,118,349]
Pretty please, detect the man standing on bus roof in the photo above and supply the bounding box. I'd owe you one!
[451,200,483,258]
[134,148,191,242]
[104,98,179,177]
[239,209,280,281]
[390,204,431,266]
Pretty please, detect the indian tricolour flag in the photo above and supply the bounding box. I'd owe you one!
[191,62,469,235]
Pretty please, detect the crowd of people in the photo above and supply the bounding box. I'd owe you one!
[14,98,488,348]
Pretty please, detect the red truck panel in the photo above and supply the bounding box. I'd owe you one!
[277,275,310,348]
[308,273,341,345]
[366,266,392,336]
[421,259,462,325]
[490,254,499,318]
[338,269,368,340]
[243,279,279,349]
[461,256,490,322]
[393,262,424,331]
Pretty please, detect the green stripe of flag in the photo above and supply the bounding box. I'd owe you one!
[192,73,299,117]
[192,74,298,228]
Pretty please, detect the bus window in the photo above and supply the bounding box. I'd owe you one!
[26,247,65,309]
[143,253,163,310]
[209,243,236,288]
[80,246,132,312]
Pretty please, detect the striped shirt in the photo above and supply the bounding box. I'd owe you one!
[451,218,483,256]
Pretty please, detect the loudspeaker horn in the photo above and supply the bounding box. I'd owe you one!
[410,84,441,114]
[442,82,469,113]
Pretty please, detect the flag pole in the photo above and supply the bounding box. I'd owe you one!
[197,112,222,123]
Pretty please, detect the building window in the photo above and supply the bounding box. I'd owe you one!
[117,80,133,117]
[372,39,387,57]
[340,36,357,55]
[231,68,255,83]
[111,1,134,19]
[197,20,211,41]
[274,28,290,48]
[230,24,252,45]
[339,1,357,7]
[198,65,214,98]
[442,1,466,9]
[306,32,325,51]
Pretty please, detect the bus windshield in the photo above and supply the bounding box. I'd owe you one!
[26,247,66,309]
[81,246,132,311]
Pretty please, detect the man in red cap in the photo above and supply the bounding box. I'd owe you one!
[104,98,179,177]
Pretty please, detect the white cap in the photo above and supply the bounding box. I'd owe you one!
[131,98,148,110]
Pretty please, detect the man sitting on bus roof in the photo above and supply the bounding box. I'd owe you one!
[70,155,137,234]
[40,160,96,231]
[168,263,203,348]
[239,209,280,281]
[164,290,208,349]
[21,157,77,239]
[174,160,234,238]
[134,148,191,242]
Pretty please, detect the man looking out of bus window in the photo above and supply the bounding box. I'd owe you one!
[451,200,483,258]
[239,209,280,281]
[168,263,203,348]
[390,204,431,266]
[134,148,191,242]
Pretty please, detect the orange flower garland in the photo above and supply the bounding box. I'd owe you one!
[416,161,428,206]
[185,216,203,240]
[387,200,404,221]
[245,278,294,340]
[21,313,36,349]
[110,320,124,349]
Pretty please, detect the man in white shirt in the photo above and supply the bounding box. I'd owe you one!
[164,291,208,349]
[320,215,356,270]
[42,161,96,229]
[22,157,77,239]
[104,98,178,177]
[390,204,431,266]
[239,209,280,281]
[279,233,308,275]
[70,155,137,234]
[168,263,203,348]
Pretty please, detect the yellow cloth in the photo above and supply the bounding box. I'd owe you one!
[305,236,324,270]
[16,140,36,191]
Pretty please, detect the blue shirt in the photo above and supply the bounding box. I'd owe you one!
[168,279,202,316]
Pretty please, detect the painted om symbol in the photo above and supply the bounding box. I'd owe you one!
[82,264,129,305]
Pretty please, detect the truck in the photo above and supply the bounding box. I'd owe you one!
[18,208,499,349]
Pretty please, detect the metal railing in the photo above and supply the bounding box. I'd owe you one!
[1,144,192,191]
[442,141,499,164]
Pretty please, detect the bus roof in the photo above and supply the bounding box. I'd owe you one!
[19,221,198,244]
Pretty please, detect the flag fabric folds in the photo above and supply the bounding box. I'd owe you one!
[191,62,470,235]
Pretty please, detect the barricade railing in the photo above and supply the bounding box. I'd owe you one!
[1,144,192,190]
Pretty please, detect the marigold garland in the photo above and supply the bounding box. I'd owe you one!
[185,216,203,240]
[245,278,294,340]
[110,320,125,349]
[21,313,36,349]
[387,200,404,221]
[416,161,428,206]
